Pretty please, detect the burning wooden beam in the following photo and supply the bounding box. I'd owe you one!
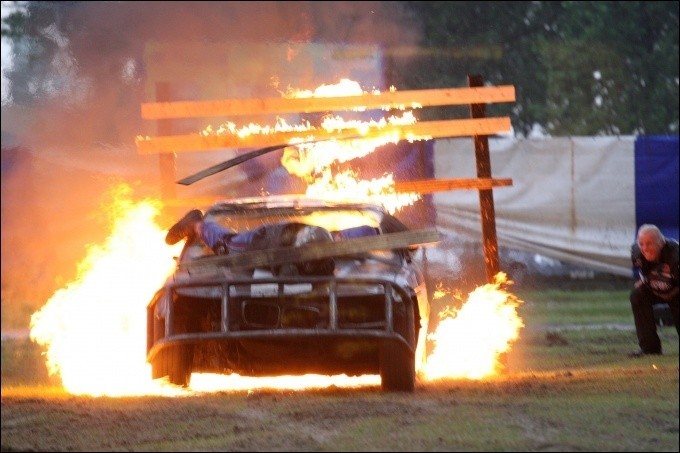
[394,178,513,194]
[141,86,515,120]
[163,178,513,208]
[136,117,511,154]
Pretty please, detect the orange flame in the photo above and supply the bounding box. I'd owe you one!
[422,274,524,380]
[28,80,526,396]
[283,78,377,99]
[28,185,524,395]
[199,79,423,210]
[29,185,186,396]
[302,169,419,214]
[27,184,383,396]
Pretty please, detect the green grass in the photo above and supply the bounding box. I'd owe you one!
[1,288,678,452]
[515,289,634,326]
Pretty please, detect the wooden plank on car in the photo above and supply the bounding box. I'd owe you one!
[179,228,441,272]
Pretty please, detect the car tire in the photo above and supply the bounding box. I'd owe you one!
[167,345,193,387]
[380,301,416,392]
[379,341,415,392]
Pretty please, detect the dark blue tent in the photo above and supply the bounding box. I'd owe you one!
[635,135,680,241]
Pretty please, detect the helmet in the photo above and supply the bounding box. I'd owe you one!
[293,225,335,276]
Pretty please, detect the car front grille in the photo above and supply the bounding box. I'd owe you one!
[162,275,407,336]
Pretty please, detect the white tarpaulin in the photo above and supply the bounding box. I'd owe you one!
[433,136,637,276]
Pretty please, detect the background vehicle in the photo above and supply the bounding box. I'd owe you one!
[147,196,434,392]
[425,237,624,291]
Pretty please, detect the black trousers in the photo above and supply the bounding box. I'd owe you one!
[630,285,680,353]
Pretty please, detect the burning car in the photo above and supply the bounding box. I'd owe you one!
[146,195,438,392]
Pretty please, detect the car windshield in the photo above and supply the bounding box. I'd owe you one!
[204,205,384,234]
[178,199,394,264]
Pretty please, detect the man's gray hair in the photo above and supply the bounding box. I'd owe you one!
[637,224,665,245]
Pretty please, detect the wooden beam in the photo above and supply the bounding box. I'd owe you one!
[469,74,500,282]
[136,117,511,154]
[156,82,177,203]
[160,177,512,207]
[141,86,516,119]
[180,229,441,272]
[161,178,513,207]
[394,178,512,194]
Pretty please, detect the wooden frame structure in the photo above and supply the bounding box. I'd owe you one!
[137,75,515,282]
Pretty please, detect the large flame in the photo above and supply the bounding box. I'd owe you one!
[27,184,383,396]
[283,78,375,99]
[29,185,186,396]
[422,274,524,380]
[26,79,525,396]
[200,79,424,210]
[27,184,523,396]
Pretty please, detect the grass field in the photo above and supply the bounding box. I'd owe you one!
[1,287,678,451]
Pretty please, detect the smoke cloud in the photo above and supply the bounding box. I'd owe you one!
[1,2,423,330]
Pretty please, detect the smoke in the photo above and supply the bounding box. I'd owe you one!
[1,2,423,330]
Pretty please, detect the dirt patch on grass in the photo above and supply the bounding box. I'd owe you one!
[2,360,678,451]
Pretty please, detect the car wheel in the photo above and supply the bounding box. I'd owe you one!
[379,341,415,392]
[380,301,416,392]
[167,345,193,387]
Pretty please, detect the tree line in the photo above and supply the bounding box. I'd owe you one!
[2,1,678,142]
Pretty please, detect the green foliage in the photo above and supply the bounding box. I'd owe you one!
[539,40,631,135]
[1,1,678,137]
[0,9,26,40]
[399,1,679,135]
[1,338,55,386]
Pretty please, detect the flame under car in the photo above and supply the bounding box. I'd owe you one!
[147,196,433,392]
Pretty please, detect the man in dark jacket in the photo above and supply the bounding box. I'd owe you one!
[629,224,679,357]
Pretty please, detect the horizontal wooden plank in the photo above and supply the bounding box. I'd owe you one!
[394,178,513,194]
[141,86,515,119]
[136,117,511,154]
[162,178,512,207]
[180,228,441,272]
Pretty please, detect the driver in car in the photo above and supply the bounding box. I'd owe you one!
[165,209,336,276]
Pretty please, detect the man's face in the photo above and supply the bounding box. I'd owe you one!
[638,231,662,262]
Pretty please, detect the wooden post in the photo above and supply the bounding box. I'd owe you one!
[155,82,176,203]
[468,74,500,282]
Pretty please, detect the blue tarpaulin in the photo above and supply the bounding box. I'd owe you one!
[433,135,679,276]
[635,135,680,241]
